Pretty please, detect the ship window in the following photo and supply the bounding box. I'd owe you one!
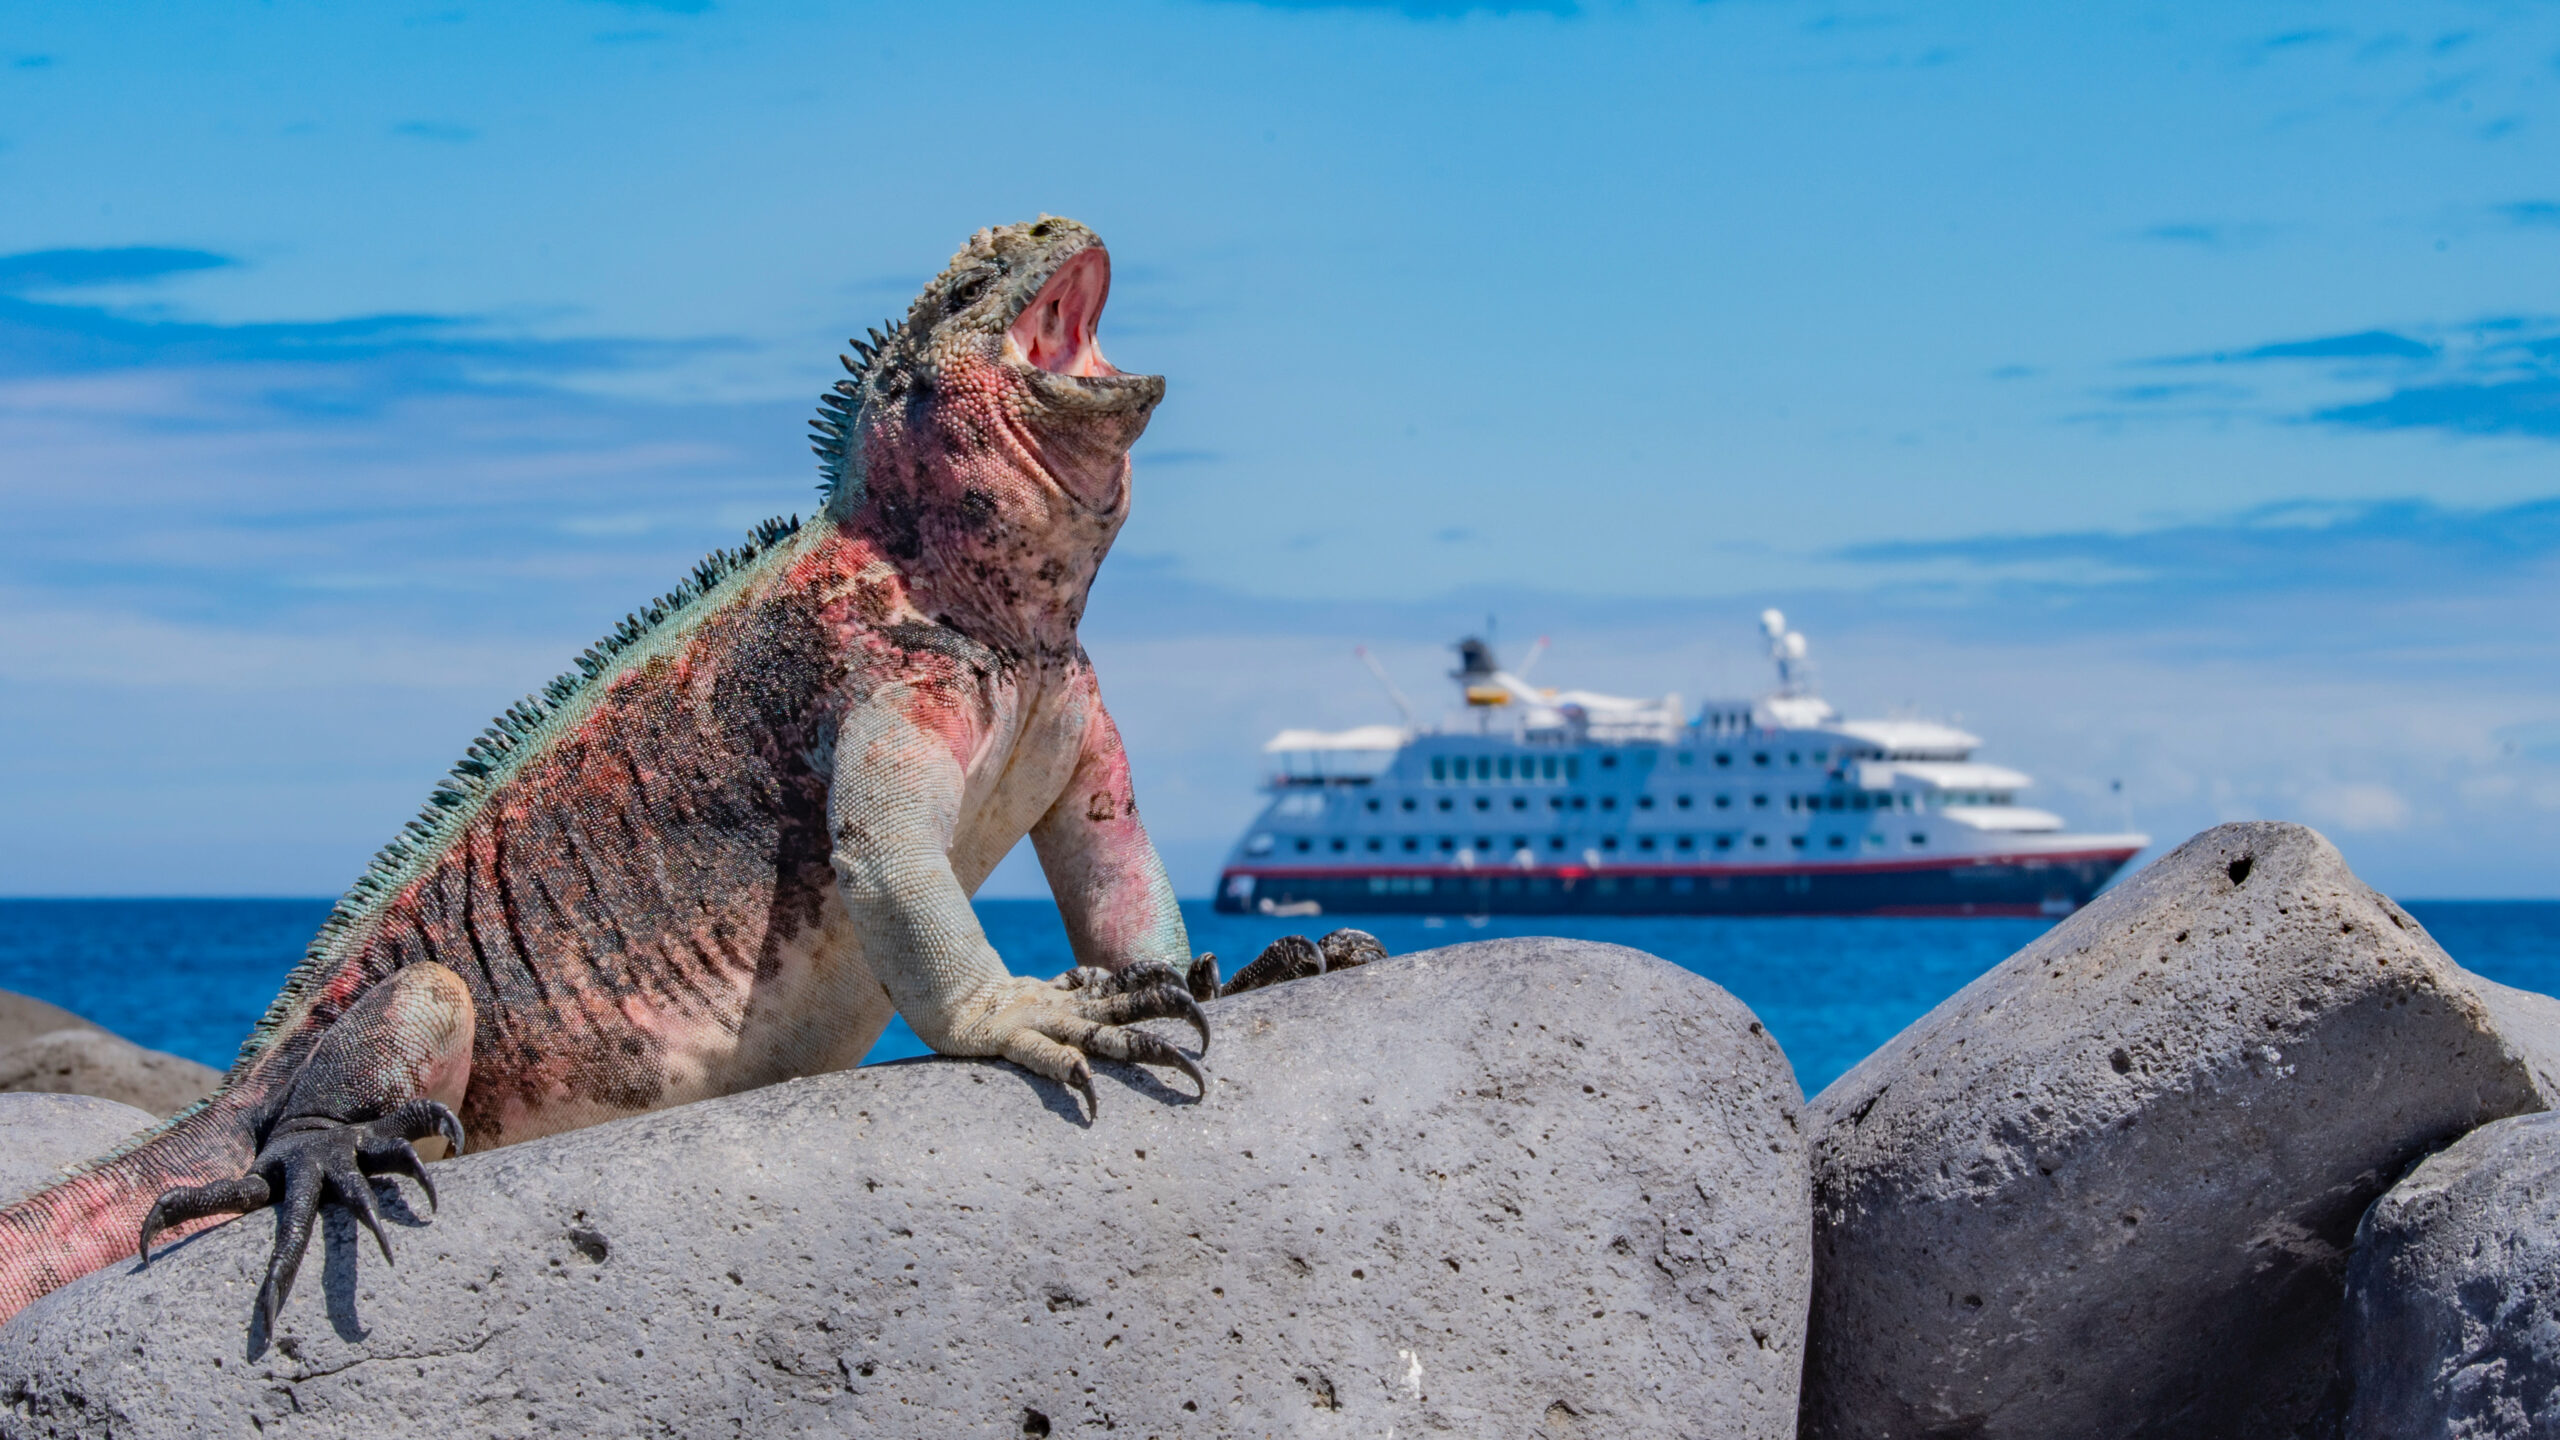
[1571,796,1588,811]
[1497,756,1513,780]
[1715,752,1733,767]
[1714,794,1731,809]
[1812,748,1827,763]
[1403,837,1420,852]
[1852,794,1869,811]
[1788,751,1801,766]
[1678,752,1692,766]
[1541,756,1558,780]
[1431,757,1446,782]
[1752,752,1770,767]
[1550,836,1566,850]
[1636,795,1654,810]
[1637,836,1656,851]
[1751,794,1769,809]
[1512,796,1528,811]
[1366,837,1382,852]
[1599,796,1617,811]
[1865,833,1884,848]
[1828,834,1846,850]
[1476,757,1492,781]
[1329,837,1348,852]
[1600,836,1619,851]
[1750,834,1768,848]
[1438,837,1455,852]
[1565,758,1579,781]
[1676,795,1692,809]
[1402,797,1418,812]
[1510,836,1528,851]
[1910,832,1927,846]
[1246,834,1275,855]
[1675,835,1694,850]
[1791,835,1807,849]
[1828,795,1846,811]
[1599,754,1617,769]
[1438,797,1454,812]
[1365,798,1381,813]
[1786,795,1799,812]
[1294,838,1313,853]
[1549,795,1565,810]
[1474,796,1491,812]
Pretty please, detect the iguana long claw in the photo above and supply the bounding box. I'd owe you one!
[137,1175,272,1265]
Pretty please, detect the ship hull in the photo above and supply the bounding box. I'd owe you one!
[1213,847,2141,918]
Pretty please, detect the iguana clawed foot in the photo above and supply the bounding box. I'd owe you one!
[1212,928,1388,998]
[967,961,1209,1117]
[139,1099,463,1332]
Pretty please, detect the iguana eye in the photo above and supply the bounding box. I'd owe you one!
[946,270,997,311]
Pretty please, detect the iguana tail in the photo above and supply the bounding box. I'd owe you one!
[0,1089,264,1324]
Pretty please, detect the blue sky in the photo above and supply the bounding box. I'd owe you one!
[4,0,2558,897]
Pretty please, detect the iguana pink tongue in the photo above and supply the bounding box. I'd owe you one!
[1010,248,1117,378]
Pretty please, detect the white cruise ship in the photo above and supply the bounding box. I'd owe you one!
[1214,611,2147,918]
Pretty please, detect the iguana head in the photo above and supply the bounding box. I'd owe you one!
[813,216,1165,523]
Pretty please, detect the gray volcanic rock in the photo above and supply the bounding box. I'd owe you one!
[0,995,102,1052]
[0,938,1812,1439]
[0,1095,155,1209]
[2343,1110,2560,1440]
[1802,822,2560,1440]
[0,1029,220,1119]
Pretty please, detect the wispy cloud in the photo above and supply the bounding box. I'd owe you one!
[2131,222,2279,250]
[388,121,476,143]
[2106,316,2560,441]
[1205,0,1574,15]
[0,248,232,292]
[0,244,739,394]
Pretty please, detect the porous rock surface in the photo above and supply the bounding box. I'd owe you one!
[0,1030,220,1120]
[0,1095,155,1209]
[1802,821,2560,1440]
[2342,1110,2560,1439]
[0,938,1811,1439]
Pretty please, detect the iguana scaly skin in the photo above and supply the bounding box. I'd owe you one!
[0,217,1215,1329]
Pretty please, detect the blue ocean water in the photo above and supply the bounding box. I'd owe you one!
[2,898,2554,1098]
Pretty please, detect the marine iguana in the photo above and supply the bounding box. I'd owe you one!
[0,217,1223,1329]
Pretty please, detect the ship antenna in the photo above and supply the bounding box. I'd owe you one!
[1354,646,1419,726]
[1516,635,1549,682]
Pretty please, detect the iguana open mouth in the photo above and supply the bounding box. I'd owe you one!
[1007,247,1119,379]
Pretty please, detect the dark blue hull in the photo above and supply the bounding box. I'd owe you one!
[1213,848,2141,918]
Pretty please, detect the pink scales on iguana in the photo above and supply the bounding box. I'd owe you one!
[0,217,1315,1331]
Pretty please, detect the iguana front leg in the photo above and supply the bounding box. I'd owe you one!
[830,695,1206,1114]
[1030,687,1196,980]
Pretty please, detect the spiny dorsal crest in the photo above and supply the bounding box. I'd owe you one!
[227,511,806,1083]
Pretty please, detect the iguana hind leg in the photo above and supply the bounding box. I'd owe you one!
[141,962,474,1329]
[1217,929,1387,997]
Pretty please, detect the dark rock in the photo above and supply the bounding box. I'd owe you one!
[0,1029,220,1120]
[0,1095,155,1209]
[1802,822,2560,1440]
[0,938,1811,1438]
[2343,1110,2560,1439]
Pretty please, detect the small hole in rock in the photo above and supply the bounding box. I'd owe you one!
[1021,1408,1051,1436]
[2227,855,2253,886]
[2110,1048,2132,1075]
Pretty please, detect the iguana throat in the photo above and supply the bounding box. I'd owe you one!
[812,216,1164,658]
